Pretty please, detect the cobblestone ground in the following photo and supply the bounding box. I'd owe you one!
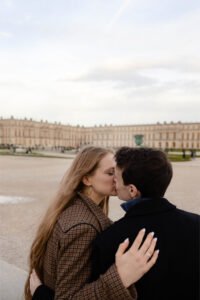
[0,155,200,271]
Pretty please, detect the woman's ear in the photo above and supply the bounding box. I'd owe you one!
[82,175,92,187]
[129,184,139,198]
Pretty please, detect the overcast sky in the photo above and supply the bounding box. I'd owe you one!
[0,0,200,126]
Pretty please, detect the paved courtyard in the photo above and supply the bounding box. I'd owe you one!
[0,155,200,299]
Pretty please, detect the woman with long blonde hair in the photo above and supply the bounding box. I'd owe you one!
[25,146,158,300]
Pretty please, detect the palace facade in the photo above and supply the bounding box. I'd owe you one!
[0,117,200,150]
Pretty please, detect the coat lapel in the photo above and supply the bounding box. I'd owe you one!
[77,192,113,231]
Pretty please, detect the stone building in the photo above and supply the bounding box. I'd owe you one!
[0,117,199,150]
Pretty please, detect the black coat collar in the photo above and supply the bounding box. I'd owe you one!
[125,197,176,217]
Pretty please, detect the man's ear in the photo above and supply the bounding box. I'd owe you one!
[128,184,139,198]
[82,175,92,187]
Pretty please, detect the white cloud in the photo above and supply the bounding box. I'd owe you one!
[0,31,13,38]
[4,0,13,8]
[107,0,133,29]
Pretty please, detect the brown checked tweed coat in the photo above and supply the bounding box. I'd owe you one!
[42,192,137,300]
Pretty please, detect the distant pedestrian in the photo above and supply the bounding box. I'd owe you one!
[190,149,195,159]
[182,149,186,159]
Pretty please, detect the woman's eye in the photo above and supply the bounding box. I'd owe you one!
[108,172,114,176]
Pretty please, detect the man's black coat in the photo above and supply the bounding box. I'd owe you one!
[91,198,200,300]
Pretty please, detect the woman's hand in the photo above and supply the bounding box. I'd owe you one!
[115,228,159,288]
[29,269,42,296]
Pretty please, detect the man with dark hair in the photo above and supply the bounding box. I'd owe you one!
[91,147,199,300]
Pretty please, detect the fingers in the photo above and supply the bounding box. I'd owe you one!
[29,269,42,296]
[116,238,130,258]
[31,269,36,276]
[145,237,157,259]
[146,249,159,270]
[30,269,41,284]
[30,269,37,280]
[116,229,159,267]
[139,231,155,255]
[129,228,146,252]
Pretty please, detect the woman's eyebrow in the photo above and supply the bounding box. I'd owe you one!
[105,167,115,172]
